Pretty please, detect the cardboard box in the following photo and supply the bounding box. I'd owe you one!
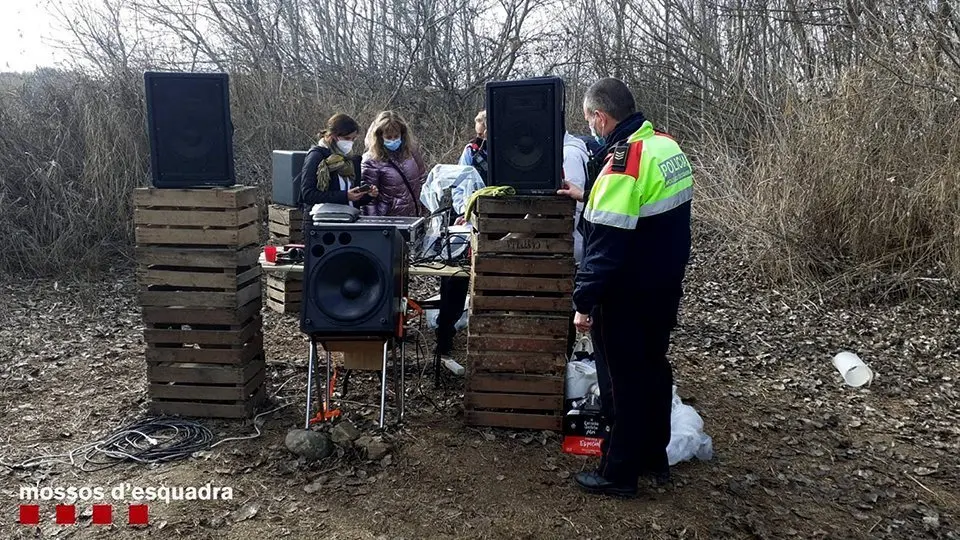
[323,340,385,371]
[562,409,609,456]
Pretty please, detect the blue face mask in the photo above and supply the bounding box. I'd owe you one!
[384,137,402,151]
[589,115,606,146]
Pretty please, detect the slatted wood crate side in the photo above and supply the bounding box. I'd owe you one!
[137,264,261,291]
[265,274,303,314]
[135,222,260,249]
[467,196,576,256]
[146,343,266,418]
[471,233,574,257]
[134,186,258,209]
[268,223,304,244]
[134,205,259,228]
[466,350,566,374]
[141,299,262,327]
[267,204,304,225]
[463,372,564,431]
[134,187,260,249]
[468,314,569,337]
[467,372,564,394]
[472,255,576,278]
[149,373,266,419]
[149,367,266,402]
[145,334,264,365]
[267,204,304,244]
[464,410,562,431]
[135,246,260,270]
[143,314,263,348]
[139,279,261,309]
[472,196,575,217]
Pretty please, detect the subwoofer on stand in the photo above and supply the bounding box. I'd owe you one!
[485,76,564,194]
[300,225,407,338]
[144,71,236,188]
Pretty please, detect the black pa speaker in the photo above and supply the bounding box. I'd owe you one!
[300,225,407,338]
[485,77,564,194]
[144,71,235,188]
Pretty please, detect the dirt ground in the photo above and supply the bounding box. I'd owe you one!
[1,226,959,539]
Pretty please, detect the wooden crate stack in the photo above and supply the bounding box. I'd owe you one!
[135,187,266,418]
[465,196,575,431]
[267,204,303,244]
[266,204,303,315]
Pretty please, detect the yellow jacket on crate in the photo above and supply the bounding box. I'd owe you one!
[572,120,693,316]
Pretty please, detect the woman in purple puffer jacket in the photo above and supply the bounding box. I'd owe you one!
[360,110,427,217]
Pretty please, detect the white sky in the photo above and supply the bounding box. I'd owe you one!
[0,0,61,72]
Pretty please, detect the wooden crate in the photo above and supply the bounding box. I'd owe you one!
[134,187,260,249]
[265,273,303,314]
[268,204,304,244]
[469,196,575,257]
[143,304,266,418]
[464,196,575,430]
[147,354,267,419]
[143,300,265,412]
[135,187,266,418]
[464,372,564,431]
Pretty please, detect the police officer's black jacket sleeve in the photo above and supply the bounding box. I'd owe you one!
[573,221,631,314]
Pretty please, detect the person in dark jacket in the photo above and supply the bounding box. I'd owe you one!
[559,78,693,498]
[360,110,427,217]
[300,113,378,209]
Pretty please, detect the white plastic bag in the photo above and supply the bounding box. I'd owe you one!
[565,335,597,401]
[666,386,714,465]
[425,307,469,331]
[565,360,597,402]
[424,295,470,331]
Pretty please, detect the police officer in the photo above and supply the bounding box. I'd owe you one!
[559,78,693,497]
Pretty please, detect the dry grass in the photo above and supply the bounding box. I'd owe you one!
[0,70,481,277]
[694,69,960,302]
[1,66,958,302]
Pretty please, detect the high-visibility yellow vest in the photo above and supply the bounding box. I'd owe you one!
[583,121,693,229]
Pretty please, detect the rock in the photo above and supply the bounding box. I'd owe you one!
[284,429,333,462]
[229,501,260,523]
[356,436,391,460]
[330,421,362,445]
[303,479,325,494]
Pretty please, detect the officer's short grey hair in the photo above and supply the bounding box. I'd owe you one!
[584,78,636,121]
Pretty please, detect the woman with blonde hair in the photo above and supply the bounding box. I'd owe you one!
[360,110,427,217]
[300,113,378,208]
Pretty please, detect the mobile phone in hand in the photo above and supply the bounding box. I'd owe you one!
[357,183,373,193]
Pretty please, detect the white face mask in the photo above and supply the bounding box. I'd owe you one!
[336,139,354,155]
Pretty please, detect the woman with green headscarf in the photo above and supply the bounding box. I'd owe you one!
[300,113,379,208]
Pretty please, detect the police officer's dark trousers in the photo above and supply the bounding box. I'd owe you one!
[591,289,681,484]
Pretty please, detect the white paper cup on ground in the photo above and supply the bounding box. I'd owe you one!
[833,352,873,387]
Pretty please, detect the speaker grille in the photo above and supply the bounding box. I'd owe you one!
[310,248,387,324]
[486,77,563,194]
[145,72,235,188]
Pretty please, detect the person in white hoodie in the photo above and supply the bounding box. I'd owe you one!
[562,132,591,355]
[563,132,590,265]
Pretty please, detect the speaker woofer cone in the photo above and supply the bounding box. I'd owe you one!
[309,248,386,323]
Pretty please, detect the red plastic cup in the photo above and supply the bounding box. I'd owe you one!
[264,245,277,263]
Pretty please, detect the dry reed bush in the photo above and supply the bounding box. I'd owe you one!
[0,70,481,277]
[696,68,960,301]
[0,71,147,276]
